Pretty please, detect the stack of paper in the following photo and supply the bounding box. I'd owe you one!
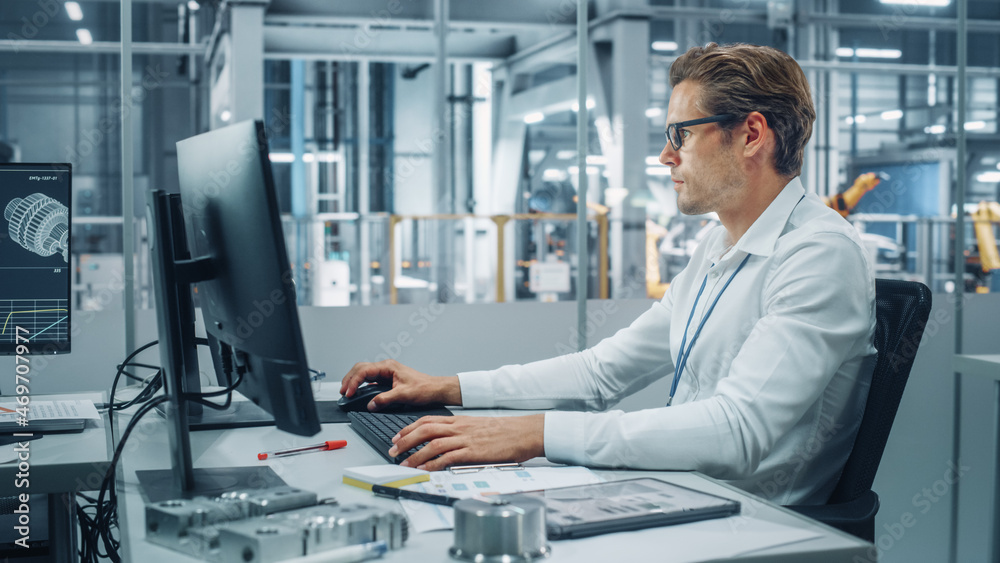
[0,399,100,433]
[400,466,604,534]
[342,465,430,491]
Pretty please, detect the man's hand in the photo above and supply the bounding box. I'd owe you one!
[388,414,545,471]
[339,359,462,411]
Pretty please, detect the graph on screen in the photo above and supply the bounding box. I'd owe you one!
[0,299,70,344]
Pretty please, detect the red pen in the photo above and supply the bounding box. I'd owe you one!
[257,440,347,460]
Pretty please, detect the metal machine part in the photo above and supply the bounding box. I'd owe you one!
[4,193,70,262]
[449,497,550,563]
[217,503,408,563]
[145,486,318,559]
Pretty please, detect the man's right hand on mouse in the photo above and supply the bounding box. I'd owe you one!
[340,359,463,411]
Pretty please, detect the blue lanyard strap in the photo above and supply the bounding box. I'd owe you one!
[667,253,752,406]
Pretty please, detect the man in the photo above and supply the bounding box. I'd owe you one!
[340,43,876,506]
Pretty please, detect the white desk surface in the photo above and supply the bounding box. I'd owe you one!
[0,392,110,496]
[954,354,1000,380]
[116,405,873,563]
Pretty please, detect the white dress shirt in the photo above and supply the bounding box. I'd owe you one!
[458,177,876,505]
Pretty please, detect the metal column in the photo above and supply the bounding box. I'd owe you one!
[358,61,372,305]
[432,0,454,302]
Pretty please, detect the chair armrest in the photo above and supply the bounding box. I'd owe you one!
[785,490,879,542]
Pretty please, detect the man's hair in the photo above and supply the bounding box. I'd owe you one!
[669,43,815,178]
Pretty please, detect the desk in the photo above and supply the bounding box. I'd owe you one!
[116,407,873,563]
[953,353,1000,563]
[0,392,111,562]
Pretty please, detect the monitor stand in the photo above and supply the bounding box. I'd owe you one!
[135,466,287,503]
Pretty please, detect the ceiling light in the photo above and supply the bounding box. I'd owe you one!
[542,169,568,182]
[975,171,1000,183]
[75,29,93,45]
[646,167,671,177]
[65,2,83,21]
[837,48,902,59]
[879,0,950,6]
[645,107,663,118]
[924,124,946,134]
[964,121,986,131]
[645,156,661,166]
[651,41,678,52]
[188,1,201,10]
[586,155,607,165]
[219,110,232,122]
[856,48,902,59]
[571,98,595,112]
[568,166,599,176]
[523,112,545,124]
[881,110,904,120]
[556,150,576,160]
[846,115,866,125]
[269,153,295,163]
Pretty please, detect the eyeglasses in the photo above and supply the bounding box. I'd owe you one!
[308,368,326,394]
[447,463,524,474]
[665,114,738,151]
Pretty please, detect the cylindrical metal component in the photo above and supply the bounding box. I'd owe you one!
[449,497,550,563]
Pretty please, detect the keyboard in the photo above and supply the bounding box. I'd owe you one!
[348,412,429,464]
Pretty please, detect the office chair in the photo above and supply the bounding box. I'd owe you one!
[787,278,932,542]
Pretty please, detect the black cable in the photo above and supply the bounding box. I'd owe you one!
[92,395,169,563]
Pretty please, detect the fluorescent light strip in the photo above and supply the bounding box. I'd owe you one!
[76,28,93,45]
[836,48,902,59]
[964,121,986,131]
[976,171,1000,183]
[645,156,661,166]
[65,2,84,21]
[645,107,663,118]
[879,0,950,6]
[881,110,904,120]
[651,41,678,52]
[542,169,568,182]
[571,99,595,112]
[646,167,671,177]
[523,112,545,124]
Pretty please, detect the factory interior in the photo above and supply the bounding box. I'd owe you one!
[0,0,999,561]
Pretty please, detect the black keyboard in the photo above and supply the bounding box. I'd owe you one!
[348,412,429,464]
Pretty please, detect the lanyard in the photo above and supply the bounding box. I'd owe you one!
[667,253,752,406]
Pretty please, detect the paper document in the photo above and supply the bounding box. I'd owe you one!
[0,399,100,432]
[398,466,604,534]
[0,399,100,421]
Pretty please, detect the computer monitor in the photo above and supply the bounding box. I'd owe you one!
[0,163,71,357]
[144,120,320,499]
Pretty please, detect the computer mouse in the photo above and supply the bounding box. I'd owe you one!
[337,381,394,411]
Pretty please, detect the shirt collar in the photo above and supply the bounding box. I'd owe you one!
[731,176,805,258]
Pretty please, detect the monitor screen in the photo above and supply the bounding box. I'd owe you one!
[0,163,71,355]
[172,120,319,438]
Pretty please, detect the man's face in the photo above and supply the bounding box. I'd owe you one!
[658,81,746,217]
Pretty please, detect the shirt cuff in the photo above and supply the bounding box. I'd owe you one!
[543,411,587,465]
[456,371,495,408]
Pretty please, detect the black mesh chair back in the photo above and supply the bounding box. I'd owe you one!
[787,279,932,541]
[829,278,932,503]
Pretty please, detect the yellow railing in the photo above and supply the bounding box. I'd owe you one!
[388,213,609,304]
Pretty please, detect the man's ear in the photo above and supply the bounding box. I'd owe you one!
[742,111,769,158]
